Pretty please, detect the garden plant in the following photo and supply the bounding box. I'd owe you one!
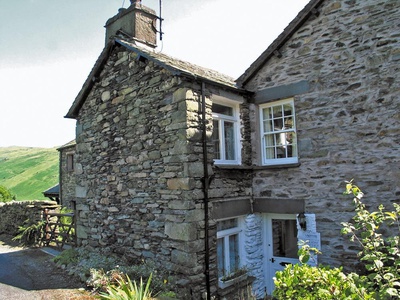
[273,181,399,299]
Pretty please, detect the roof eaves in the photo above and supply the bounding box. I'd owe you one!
[236,0,325,87]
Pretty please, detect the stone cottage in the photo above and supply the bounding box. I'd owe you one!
[65,0,400,298]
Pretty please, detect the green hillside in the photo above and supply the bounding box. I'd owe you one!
[0,147,59,200]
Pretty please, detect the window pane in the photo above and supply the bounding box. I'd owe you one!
[263,107,272,120]
[217,238,225,277]
[224,121,235,160]
[213,103,233,116]
[229,234,239,272]
[273,105,283,118]
[264,134,275,159]
[263,119,273,132]
[272,219,298,258]
[212,120,220,160]
[273,118,284,131]
[283,103,293,117]
[284,116,294,129]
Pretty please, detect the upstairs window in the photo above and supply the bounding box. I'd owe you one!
[260,98,298,165]
[66,154,74,172]
[212,102,240,165]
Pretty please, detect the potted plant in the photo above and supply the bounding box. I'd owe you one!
[218,266,248,289]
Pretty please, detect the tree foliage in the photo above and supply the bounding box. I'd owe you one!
[0,185,15,202]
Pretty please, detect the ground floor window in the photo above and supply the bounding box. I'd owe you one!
[217,217,243,278]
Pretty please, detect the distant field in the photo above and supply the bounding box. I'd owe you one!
[0,147,59,200]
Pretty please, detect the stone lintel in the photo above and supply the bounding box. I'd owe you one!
[253,198,305,214]
[211,198,252,220]
[254,80,310,103]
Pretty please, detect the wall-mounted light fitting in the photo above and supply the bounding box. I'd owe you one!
[298,212,307,231]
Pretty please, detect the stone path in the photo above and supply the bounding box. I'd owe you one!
[0,234,92,300]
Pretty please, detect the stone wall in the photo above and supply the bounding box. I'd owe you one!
[0,200,58,236]
[73,45,222,296]
[245,0,400,269]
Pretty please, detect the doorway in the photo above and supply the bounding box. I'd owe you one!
[264,214,299,294]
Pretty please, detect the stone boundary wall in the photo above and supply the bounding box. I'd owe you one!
[0,200,58,236]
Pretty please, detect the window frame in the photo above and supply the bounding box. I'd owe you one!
[216,217,245,279]
[259,98,298,166]
[66,153,74,172]
[212,100,241,165]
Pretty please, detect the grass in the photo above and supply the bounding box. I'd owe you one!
[0,146,59,200]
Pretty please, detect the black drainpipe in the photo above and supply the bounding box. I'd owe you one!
[201,81,211,300]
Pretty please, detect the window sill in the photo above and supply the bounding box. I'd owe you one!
[217,276,255,296]
[254,162,301,169]
[218,273,248,289]
[214,164,253,170]
[214,163,300,170]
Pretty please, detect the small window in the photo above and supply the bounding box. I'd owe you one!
[217,218,243,279]
[260,98,298,165]
[212,102,241,165]
[66,154,74,172]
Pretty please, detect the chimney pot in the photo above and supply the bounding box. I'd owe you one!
[105,0,157,48]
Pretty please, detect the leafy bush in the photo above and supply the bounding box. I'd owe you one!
[54,247,177,297]
[12,219,45,246]
[273,181,399,299]
[99,273,152,300]
[0,185,15,202]
[274,244,373,299]
[53,248,79,266]
[342,181,400,299]
[86,262,176,297]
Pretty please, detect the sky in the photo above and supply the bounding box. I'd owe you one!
[0,0,309,148]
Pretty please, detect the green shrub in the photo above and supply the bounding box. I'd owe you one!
[342,180,400,299]
[99,273,152,300]
[0,185,15,202]
[57,248,177,296]
[273,180,400,300]
[86,261,176,296]
[273,260,372,299]
[274,242,372,299]
[53,248,79,266]
[12,219,45,246]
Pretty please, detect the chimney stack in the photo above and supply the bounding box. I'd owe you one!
[105,1,158,48]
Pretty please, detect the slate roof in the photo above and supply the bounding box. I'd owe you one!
[66,37,243,119]
[43,184,59,197]
[116,39,238,89]
[236,0,325,86]
[57,139,76,151]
